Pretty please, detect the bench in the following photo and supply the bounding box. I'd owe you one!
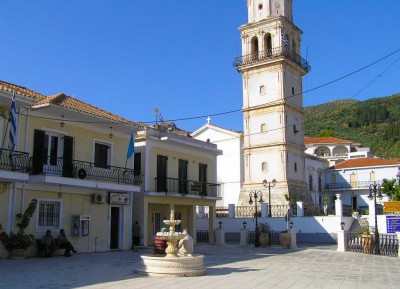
[36,239,65,257]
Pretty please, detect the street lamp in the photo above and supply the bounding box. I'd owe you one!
[368,182,382,255]
[249,190,264,247]
[396,170,400,186]
[263,179,277,217]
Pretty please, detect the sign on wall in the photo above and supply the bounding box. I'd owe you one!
[384,202,400,213]
[108,192,130,205]
[386,216,400,233]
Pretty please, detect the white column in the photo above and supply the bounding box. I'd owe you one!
[215,228,225,245]
[288,229,297,249]
[396,232,400,258]
[337,230,348,252]
[240,229,248,245]
[296,201,304,217]
[228,204,235,218]
[335,194,343,217]
[261,203,268,218]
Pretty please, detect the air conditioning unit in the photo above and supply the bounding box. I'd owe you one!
[91,193,105,204]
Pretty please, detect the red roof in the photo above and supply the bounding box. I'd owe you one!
[332,158,400,169]
[304,137,352,145]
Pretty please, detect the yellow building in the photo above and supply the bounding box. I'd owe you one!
[0,81,143,258]
[0,81,221,258]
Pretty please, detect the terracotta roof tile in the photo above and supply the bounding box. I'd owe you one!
[0,80,46,100]
[332,158,400,169]
[32,93,145,128]
[304,137,361,146]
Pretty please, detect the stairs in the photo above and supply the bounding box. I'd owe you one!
[349,217,369,233]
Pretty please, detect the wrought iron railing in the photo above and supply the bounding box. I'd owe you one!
[0,149,30,173]
[196,230,210,243]
[326,180,382,190]
[233,46,311,72]
[214,204,297,218]
[154,177,220,197]
[347,233,398,257]
[37,156,141,185]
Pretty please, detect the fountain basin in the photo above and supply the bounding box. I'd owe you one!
[138,254,206,277]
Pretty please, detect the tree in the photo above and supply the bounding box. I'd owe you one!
[381,179,398,201]
[318,130,334,137]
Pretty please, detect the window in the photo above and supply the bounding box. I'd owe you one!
[264,33,272,54]
[292,87,295,96]
[94,142,110,168]
[261,124,267,133]
[44,133,63,166]
[259,85,266,95]
[37,199,61,231]
[134,152,141,176]
[262,161,268,172]
[309,175,313,191]
[318,176,322,192]
[179,159,188,194]
[293,125,299,133]
[251,36,259,60]
[199,163,208,196]
[294,163,297,172]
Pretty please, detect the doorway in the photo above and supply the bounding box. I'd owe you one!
[110,207,120,249]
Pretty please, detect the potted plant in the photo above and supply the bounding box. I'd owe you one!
[279,230,291,248]
[257,222,271,247]
[358,226,373,254]
[0,199,37,259]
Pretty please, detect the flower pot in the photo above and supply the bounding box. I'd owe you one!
[361,234,373,254]
[259,232,270,247]
[9,248,26,260]
[279,232,291,249]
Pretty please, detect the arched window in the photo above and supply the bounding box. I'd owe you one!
[251,37,259,61]
[262,162,268,172]
[294,163,297,172]
[318,176,322,192]
[264,33,272,56]
[309,175,313,191]
[261,124,267,133]
[292,39,296,52]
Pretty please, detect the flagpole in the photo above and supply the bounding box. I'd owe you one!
[1,91,14,150]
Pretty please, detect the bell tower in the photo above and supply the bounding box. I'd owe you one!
[235,0,311,206]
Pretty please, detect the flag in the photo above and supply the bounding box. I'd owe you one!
[8,92,16,151]
[126,128,134,160]
[281,32,289,46]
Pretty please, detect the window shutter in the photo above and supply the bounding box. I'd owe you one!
[32,129,45,175]
[62,135,74,177]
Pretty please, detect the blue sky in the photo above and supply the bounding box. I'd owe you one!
[1,1,399,133]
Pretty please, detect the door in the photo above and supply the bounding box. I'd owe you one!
[110,207,120,249]
[351,196,358,210]
[152,212,162,241]
[199,163,207,196]
[179,159,188,194]
[157,155,168,192]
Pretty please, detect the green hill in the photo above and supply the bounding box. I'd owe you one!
[304,93,400,158]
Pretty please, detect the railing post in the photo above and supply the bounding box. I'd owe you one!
[337,229,348,252]
[296,201,304,217]
[215,228,225,245]
[261,203,268,218]
[335,194,343,217]
[240,228,248,245]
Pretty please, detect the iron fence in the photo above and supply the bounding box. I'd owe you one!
[196,230,210,243]
[347,232,398,257]
[154,177,220,197]
[233,46,311,72]
[0,149,30,173]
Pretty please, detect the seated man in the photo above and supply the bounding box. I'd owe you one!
[41,230,57,257]
[178,228,193,257]
[56,229,77,257]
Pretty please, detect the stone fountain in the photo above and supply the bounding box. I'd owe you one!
[137,210,206,277]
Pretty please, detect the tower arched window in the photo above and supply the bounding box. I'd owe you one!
[292,39,296,53]
[318,176,322,192]
[251,36,259,61]
[264,33,272,56]
[261,161,268,172]
[261,123,267,133]
[309,175,313,191]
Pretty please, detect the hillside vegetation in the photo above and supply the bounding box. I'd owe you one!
[304,93,400,158]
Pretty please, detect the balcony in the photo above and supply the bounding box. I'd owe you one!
[33,156,141,185]
[326,180,382,190]
[154,177,220,198]
[233,46,311,72]
[0,149,30,173]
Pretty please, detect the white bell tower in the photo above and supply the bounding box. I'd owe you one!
[235,0,311,206]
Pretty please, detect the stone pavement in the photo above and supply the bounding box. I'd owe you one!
[1,244,400,289]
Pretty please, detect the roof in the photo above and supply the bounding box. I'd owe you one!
[304,137,360,146]
[32,93,145,128]
[0,80,46,100]
[331,158,400,169]
[191,123,242,138]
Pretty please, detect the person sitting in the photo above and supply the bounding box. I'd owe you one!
[56,229,77,257]
[40,230,57,257]
[178,228,194,257]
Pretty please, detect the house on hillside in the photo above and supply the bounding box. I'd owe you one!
[305,137,374,166]
[134,125,222,246]
[0,80,143,258]
[191,119,243,207]
[324,158,400,213]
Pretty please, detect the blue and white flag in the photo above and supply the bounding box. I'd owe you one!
[8,92,16,151]
[126,128,135,160]
[281,32,289,46]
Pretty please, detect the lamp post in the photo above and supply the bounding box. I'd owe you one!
[368,182,382,255]
[263,179,277,217]
[249,190,264,247]
[397,170,400,186]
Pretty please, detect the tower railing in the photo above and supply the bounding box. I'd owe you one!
[233,46,311,72]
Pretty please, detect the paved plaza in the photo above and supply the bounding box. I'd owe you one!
[1,244,400,289]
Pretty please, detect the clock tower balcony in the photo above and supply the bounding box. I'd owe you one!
[233,46,311,73]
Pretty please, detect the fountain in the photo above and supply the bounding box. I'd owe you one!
[137,210,206,277]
